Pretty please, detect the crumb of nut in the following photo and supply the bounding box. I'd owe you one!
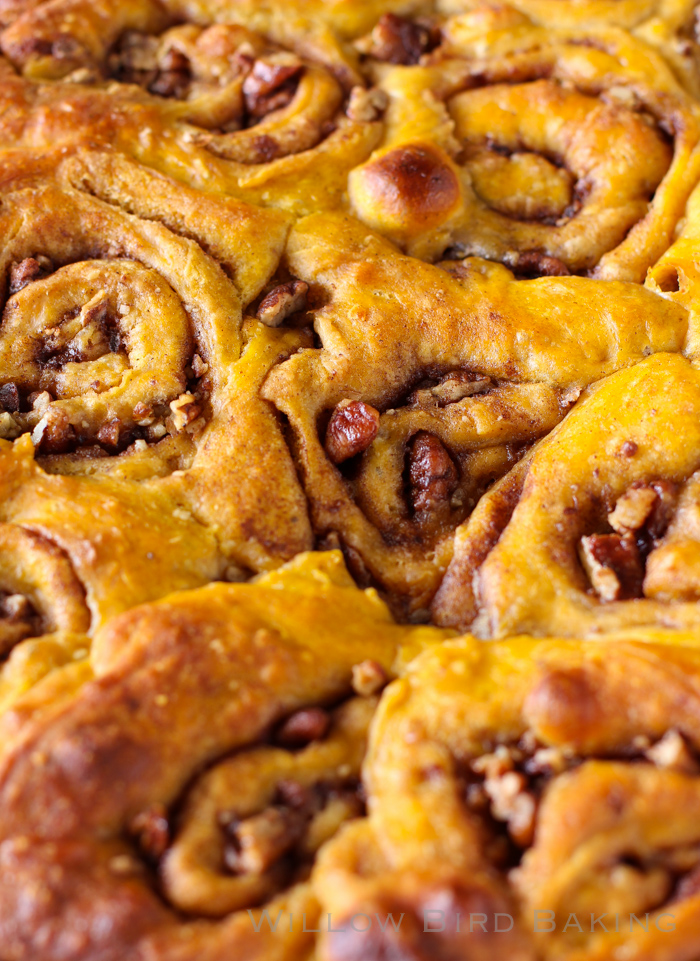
[169,392,201,432]
[147,422,168,440]
[257,280,309,328]
[132,439,148,452]
[130,803,170,859]
[275,707,331,748]
[325,399,380,464]
[191,353,209,378]
[430,372,492,404]
[480,766,537,847]
[346,86,389,123]
[8,257,50,295]
[0,594,34,622]
[184,415,206,436]
[524,746,572,777]
[223,564,248,583]
[646,730,699,775]
[0,383,19,413]
[223,806,305,875]
[30,391,52,412]
[132,402,154,426]
[620,440,638,457]
[608,486,658,533]
[352,659,388,697]
[0,412,21,440]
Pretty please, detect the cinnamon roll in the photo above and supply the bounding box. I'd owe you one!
[349,6,700,280]
[0,1,385,212]
[0,550,447,961]
[433,352,700,635]
[0,148,313,628]
[262,212,687,616]
[314,632,700,961]
[437,1,700,98]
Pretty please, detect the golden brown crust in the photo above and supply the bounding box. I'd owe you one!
[314,631,700,961]
[0,552,447,961]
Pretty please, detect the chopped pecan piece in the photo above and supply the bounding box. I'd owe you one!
[8,257,50,294]
[130,803,170,860]
[579,532,644,601]
[31,408,76,454]
[0,413,20,440]
[275,707,330,748]
[169,392,201,432]
[359,13,439,65]
[0,593,35,623]
[97,419,124,451]
[0,383,19,413]
[608,485,658,534]
[351,659,387,697]
[647,480,679,538]
[346,86,388,123]
[408,432,458,514]
[325,400,380,464]
[646,730,699,775]
[150,48,191,98]
[243,58,303,119]
[431,371,492,404]
[223,806,305,875]
[472,747,537,848]
[507,250,571,277]
[257,280,308,328]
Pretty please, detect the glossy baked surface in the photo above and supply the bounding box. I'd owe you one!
[2,2,700,959]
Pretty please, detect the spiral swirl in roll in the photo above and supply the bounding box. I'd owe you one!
[0,148,314,628]
[349,6,700,280]
[262,212,688,616]
[313,632,700,961]
[437,0,700,97]
[434,352,700,635]
[0,551,446,961]
[0,0,387,213]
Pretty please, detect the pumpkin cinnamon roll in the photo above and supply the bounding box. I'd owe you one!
[437,1,700,98]
[262,212,687,617]
[349,5,700,280]
[0,551,447,961]
[434,352,700,635]
[0,148,313,628]
[0,0,386,212]
[314,632,700,961]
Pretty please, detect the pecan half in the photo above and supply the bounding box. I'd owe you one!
[325,400,380,464]
[408,432,458,514]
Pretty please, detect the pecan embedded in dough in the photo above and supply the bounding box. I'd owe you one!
[579,532,644,601]
[243,58,303,119]
[257,280,308,327]
[359,13,438,65]
[346,86,388,123]
[408,432,458,514]
[325,400,380,464]
[276,707,331,748]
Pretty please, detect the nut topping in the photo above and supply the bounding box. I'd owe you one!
[579,532,644,601]
[275,707,331,748]
[325,400,380,464]
[257,280,308,328]
[358,13,439,65]
[408,432,458,514]
[346,86,389,123]
[242,57,303,119]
